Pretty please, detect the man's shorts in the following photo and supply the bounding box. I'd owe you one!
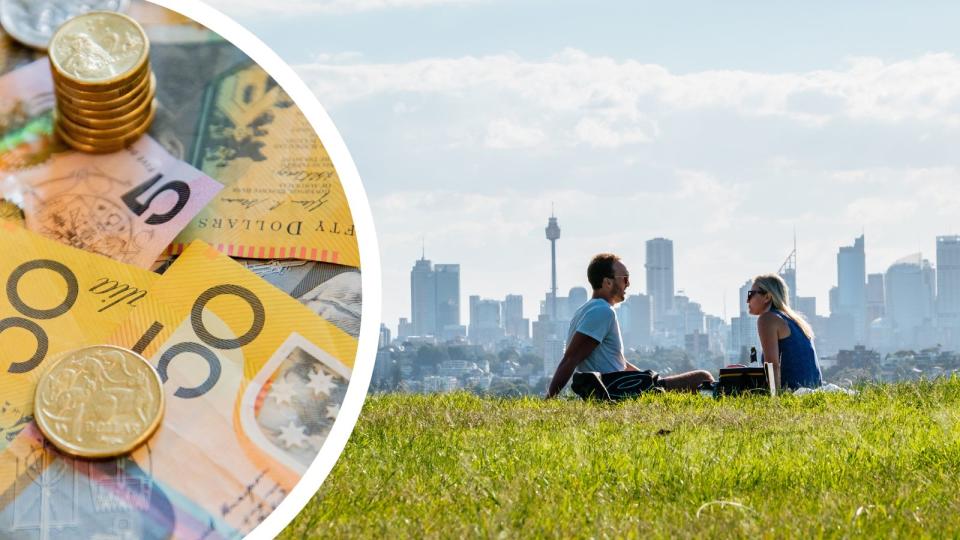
[570,370,662,400]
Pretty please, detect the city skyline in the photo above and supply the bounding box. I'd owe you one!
[398,226,960,356]
[396,227,960,333]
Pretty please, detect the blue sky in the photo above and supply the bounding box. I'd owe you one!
[206,0,960,332]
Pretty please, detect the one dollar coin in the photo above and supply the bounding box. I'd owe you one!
[34,345,164,458]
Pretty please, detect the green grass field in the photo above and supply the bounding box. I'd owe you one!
[282,379,960,538]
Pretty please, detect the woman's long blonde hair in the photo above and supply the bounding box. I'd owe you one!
[753,273,815,339]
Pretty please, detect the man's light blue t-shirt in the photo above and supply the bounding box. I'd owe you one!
[567,298,625,373]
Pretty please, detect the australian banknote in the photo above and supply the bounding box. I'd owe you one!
[154,255,362,338]
[236,258,361,337]
[146,29,360,268]
[0,224,159,453]
[109,241,354,537]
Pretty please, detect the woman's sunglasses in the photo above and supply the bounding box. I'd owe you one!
[747,289,765,300]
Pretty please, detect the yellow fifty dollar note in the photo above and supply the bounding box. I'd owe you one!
[0,223,158,452]
[170,63,360,268]
[107,240,356,537]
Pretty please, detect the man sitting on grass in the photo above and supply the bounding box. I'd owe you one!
[546,253,714,398]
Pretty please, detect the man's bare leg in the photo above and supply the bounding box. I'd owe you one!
[658,370,714,392]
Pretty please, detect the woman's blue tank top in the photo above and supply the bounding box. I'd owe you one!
[766,309,822,389]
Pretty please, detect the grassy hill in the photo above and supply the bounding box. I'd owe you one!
[282,380,960,538]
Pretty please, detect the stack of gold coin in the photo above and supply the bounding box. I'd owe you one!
[47,11,155,154]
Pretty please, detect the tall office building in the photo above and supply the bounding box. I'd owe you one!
[566,287,588,319]
[435,264,461,334]
[835,234,867,343]
[937,236,960,344]
[502,294,529,339]
[379,324,392,348]
[645,238,674,330]
[411,257,437,337]
[410,257,461,338]
[469,295,504,345]
[885,254,935,349]
[621,293,652,349]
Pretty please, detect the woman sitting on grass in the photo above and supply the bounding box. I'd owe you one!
[747,274,822,390]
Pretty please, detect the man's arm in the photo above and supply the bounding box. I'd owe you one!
[546,332,600,398]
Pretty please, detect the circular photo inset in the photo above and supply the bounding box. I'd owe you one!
[0,1,379,538]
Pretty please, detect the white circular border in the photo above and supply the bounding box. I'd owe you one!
[144,1,382,538]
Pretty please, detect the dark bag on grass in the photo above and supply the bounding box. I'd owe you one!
[571,370,661,401]
[715,365,769,396]
[715,347,773,397]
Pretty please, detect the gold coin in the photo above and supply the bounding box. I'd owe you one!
[57,72,155,120]
[56,98,153,138]
[57,88,153,130]
[48,11,149,88]
[56,100,155,152]
[55,71,155,111]
[34,345,164,459]
[55,124,126,153]
[53,63,149,102]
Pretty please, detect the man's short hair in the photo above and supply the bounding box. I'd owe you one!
[587,253,620,290]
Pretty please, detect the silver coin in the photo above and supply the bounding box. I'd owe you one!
[0,0,129,50]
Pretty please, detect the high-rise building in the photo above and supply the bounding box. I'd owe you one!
[704,315,729,360]
[885,254,935,349]
[835,234,867,344]
[410,257,461,338]
[398,317,413,339]
[542,336,565,379]
[729,315,759,363]
[620,293,652,349]
[379,324,392,348]
[435,264,461,335]
[411,257,437,337]
[645,238,674,331]
[469,295,504,345]
[565,287,588,319]
[937,236,960,347]
[502,294,529,339]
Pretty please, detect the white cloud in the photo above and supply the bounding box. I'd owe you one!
[297,50,960,130]
[484,119,546,149]
[574,117,653,148]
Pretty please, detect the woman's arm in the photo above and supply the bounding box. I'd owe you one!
[757,312,781,388]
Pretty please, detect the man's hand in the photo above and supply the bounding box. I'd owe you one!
[546,332,600,398]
